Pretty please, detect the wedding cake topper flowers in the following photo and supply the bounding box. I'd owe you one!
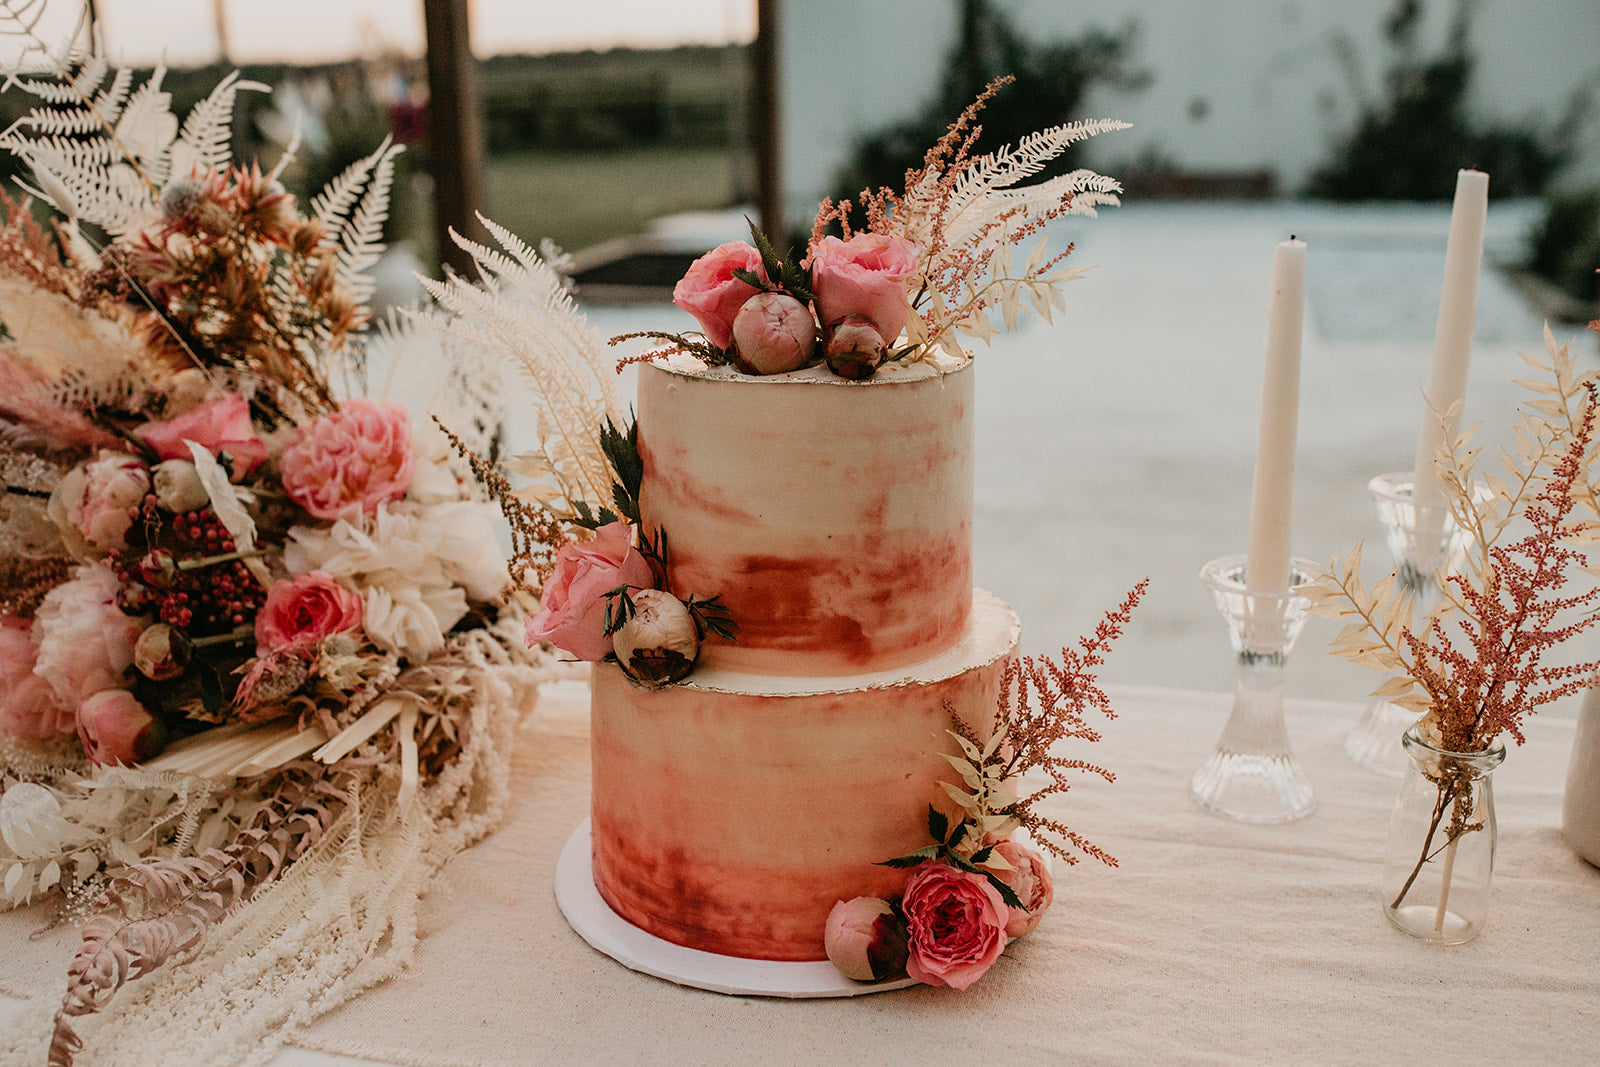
[623,76,1128,380]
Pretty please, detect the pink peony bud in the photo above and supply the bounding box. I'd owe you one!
[133,623,192,681]
[730,291,816,374]
[76,689,166,766]
[823,315,888,380]
[612,588,699,687]
[824,896,910,982]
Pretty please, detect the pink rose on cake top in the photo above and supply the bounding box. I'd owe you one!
[671,240,769,349]
[808,232,918,341]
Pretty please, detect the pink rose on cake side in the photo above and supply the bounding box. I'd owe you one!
[255,571,363,655]
[526,522,655,662]
[900,862,1009,990]
[280,399,415,520]
[808,232,918,341]
[673,241,769,350]
[76,689,166,766]
[136,392,267,475]
[986,838,1054,937]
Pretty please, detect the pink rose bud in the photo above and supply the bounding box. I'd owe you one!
[612,588,699,687]
[825,896,910,982]
[76,689,166,766]
[730,291,816,375]
[986,838,1054,937]
[823,315,888,380]
[133,623,192,681]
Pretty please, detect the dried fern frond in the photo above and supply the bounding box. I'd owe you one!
[419,219,621,523]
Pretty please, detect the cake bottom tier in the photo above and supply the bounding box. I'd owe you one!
[589,589,1018,961]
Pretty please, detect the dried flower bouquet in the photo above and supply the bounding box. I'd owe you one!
[0,13,555,1064]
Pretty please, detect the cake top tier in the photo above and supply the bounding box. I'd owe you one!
[636,354,976,677]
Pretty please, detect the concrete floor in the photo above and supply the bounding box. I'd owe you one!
[579,199,1598,712]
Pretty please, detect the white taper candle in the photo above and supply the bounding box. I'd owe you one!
[1244,238,1308,595]
[1412,169,1489,509]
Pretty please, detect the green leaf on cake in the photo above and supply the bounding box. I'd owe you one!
[600,414,642,525]
[926,804,949,845]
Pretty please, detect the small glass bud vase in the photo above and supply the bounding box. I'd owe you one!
[1190,555,1316,824]
[1380,724,1506,945]
[1346,473,1480,777]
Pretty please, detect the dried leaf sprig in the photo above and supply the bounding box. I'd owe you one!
[943,579,1147,869]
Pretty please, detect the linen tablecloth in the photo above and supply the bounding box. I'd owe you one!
[4,680,1596,1064]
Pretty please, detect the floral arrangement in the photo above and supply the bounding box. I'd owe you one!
[824,581,1146,988]
[1307,324,1600,924]
[0,18,547,1064]
[625,76,1127,381]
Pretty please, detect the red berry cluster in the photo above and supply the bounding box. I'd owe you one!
[112,501,266,636]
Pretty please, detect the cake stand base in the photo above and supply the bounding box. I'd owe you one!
[555,818,918,998]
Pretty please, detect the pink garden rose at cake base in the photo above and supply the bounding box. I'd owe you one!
[809,232,918,343]
[987,837,1054,937]
[527,522,655,662]
[900,862,1009,990]
[672,241,769,350]
[280,399,415,520]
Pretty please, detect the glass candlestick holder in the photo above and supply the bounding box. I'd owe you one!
[1344,473,1479,777]
[1190,554,1317,824]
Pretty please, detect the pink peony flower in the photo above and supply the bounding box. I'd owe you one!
[0,622,75,740]
[525,522,655,662]
[611,588,699,686]
[987,838,1054,937]
[54,453,150,556]
[255,571,363,655]
[32,563,144,708]
[808,233,918,343]
[730,290,816,374]
[76,689,166,766]
[672,241,769,350]
[280,399,416,520]
[136,392,267,475]
[824,896,910,981]
[900,862,1009,990]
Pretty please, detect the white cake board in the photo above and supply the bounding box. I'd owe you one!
[555,818,918,998]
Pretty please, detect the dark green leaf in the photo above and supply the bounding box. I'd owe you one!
[876,846,941,869]
[984,871,1025,910]
[600,414,642,525]
[927,804,949,845]
[730,266,767,290]
[602,585,637,636]
[745,216,784,290]
[199,665,223,717]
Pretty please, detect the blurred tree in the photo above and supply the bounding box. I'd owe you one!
[827,0,1147,237]
[1526,188,1600,312]
[1307,0,1586,200]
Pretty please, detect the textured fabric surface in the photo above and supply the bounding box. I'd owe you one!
[5,680,1597,1064]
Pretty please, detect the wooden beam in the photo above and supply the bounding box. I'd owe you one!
[423,0,487,277]
[753,0,782,245]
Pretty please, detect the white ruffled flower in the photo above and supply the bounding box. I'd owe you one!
[406,418,465,505]
[284,503,501,659]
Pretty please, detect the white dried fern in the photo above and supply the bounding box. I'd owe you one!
[311,136,403,307]
[0,26,267,236]
[419,216,620,521]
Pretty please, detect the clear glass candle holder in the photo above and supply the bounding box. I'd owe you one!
[1190,554,1317,824]
[1345,473,1479,777]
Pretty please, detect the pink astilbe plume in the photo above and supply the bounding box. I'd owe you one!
[0,346,123,453]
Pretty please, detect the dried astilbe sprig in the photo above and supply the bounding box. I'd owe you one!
[433,415,568,589]
[944,578,1147,868]
[1306,327,1600,751]
[815,76,1128,362]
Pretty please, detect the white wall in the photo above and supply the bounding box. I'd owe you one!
[779,0,1600,228]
